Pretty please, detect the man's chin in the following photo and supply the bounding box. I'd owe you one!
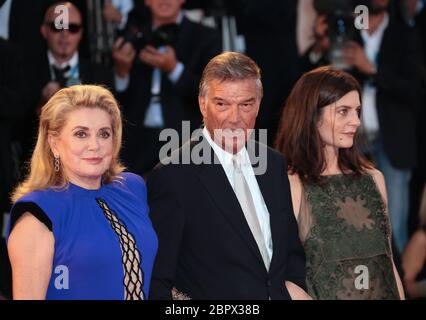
[369,5,388,15]
[222,139,246,154]
[55,48,71,57]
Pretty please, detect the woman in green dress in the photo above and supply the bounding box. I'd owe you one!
[275,66,404,299]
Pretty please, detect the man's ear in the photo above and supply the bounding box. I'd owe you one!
[48,134,59,157]
[199,95,207,119]
[40,24,47,39]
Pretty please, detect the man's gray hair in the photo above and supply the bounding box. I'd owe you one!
[199,51,263,98]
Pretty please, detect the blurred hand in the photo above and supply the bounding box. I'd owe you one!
[342,41,376,75]
[103,2,123,24]
[313,15,330,54]
[42,81,61,102]
[404,279,419,299]
[112,37,136,77]
[405,0,419,20]
[139,45,178,73]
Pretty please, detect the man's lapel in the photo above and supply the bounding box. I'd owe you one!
[194,137,266,267]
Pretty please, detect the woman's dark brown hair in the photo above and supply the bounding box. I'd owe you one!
[275,66,373,184]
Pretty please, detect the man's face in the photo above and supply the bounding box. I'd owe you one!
[199,79,261,154]
[145,0,185,25]
[41,5,83,60]
[367,0,389,14]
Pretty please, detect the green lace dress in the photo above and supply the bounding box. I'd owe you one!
[298,173,400,300]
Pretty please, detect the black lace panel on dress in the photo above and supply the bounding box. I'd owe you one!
[96,198,145,300]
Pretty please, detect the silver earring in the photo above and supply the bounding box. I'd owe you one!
[54,156,60,172]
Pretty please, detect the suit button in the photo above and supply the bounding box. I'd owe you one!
[267,280,272,287]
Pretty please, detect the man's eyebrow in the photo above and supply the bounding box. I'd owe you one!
[241,97,256,103]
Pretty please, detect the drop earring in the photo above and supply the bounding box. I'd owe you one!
[54,155,60,172]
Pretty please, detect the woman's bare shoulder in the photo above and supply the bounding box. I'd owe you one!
[365,168,387,204]
[287,172,303,192]
[366,167,384,180]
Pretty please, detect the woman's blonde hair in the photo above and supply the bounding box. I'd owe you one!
[11,85,125,203]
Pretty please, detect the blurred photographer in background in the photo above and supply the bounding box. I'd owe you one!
[37,2,113,105]
[20,1,113,166]
[309,0,357,69]
[301,0,423,255]
[112,0,221,176]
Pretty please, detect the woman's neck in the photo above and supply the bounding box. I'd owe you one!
[322,145,341,175]
[67,175,101,190]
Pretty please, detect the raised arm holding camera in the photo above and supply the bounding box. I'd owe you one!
[112,0,221,176]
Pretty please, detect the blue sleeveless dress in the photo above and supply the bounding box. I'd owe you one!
[7,172,158,300]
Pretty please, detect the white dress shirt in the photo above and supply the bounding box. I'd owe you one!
[360,13,389,136]
[202,127,273,260]
[47,50,80,82]
[111,0,134,30]
[297,0,317,56]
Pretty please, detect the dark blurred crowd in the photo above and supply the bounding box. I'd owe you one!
[0,0,425,299]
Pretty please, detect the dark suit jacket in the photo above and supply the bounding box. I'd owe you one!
[147,137,306,300]
[27,52,114,103]
[415,4,426,65]
[118,17,221,174]
[415,6,426,175]
[234,0,299,146]
[300,17,422,169]
[8,0,46,59]
[0,39,27,212]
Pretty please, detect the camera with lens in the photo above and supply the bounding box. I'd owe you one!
[120,23,179,52]
[314,0,357,42]
[314,0,357,69]
[148,23,179,48]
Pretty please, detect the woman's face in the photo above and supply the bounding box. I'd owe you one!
[49,107,114,189]
[317,90,362,150]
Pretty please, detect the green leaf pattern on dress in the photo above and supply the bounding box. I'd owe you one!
[300,174,399,300]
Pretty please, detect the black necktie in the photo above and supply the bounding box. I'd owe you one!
[52,65,71,87]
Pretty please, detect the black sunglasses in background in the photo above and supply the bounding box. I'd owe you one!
[46,22,82,34]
